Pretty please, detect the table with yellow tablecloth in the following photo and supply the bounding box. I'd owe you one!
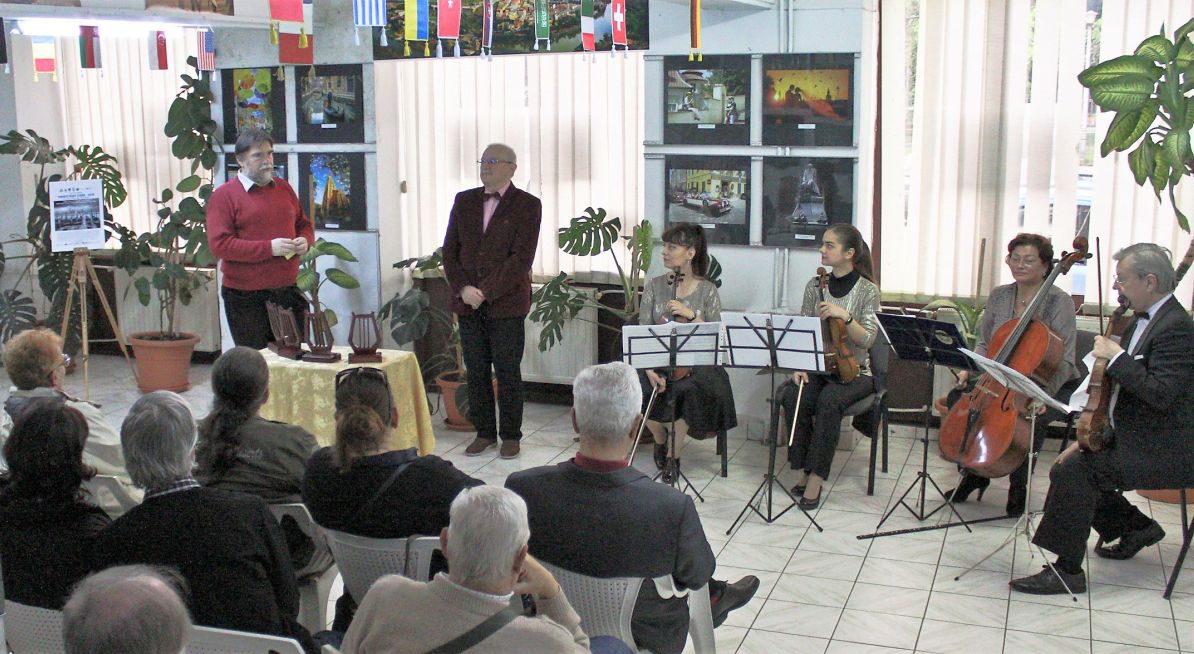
[259,346,435,454]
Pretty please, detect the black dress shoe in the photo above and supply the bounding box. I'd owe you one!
[1095,521,1166,560]
[653,443,668,470]
[1010,565,1086,595]
[798,492,821,511]
[791,483,806,497]
[709,575,760,627]
[661,458,678,485]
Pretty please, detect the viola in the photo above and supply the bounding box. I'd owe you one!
[816,267,861,383]
[1075,299,1130,452]
[938,237,1088,477]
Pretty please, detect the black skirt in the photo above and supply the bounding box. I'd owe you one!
[638,366,737,438]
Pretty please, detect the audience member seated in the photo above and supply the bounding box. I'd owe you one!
[90,391,318,653]
[304,366,483,630]
[196,346,318,502]
[0,401,110,608]
[63,564,192,654]
[342,486,637,654]
[0,329,137,511]
[507,362,761,654]
[196,347,320,569]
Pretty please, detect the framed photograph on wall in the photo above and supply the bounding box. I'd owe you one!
[298,153,367,231]
[221,68,287,144]
[662,55,750,146]
[761,157,855,248]
[294,64,365,144]
[762,53,855,147]
[664,156,750,246]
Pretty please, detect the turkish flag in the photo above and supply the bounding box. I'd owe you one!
[437,0,461,39]
[611,0,627,47]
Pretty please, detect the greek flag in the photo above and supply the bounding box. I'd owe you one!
[354,0,387,26]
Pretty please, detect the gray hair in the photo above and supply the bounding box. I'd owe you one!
[234,127,273,157]
[446,486,529,588]
[483,142,517,165]
[1114,243,1176,294]
[573,362,642,446]
[63,565,191,654]
[121,392,197,491]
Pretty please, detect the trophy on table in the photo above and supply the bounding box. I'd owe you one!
[304,311,342,363]
[348,312,383,363]
[265,302,305,359]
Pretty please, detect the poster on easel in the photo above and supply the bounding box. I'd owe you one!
[49,180,105,253]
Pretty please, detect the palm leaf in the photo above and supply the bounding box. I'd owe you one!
[558,207,620,256]
[68,145,127,208]
[0,129,68,166]
[529,272,586,351]
[0,289,37,343]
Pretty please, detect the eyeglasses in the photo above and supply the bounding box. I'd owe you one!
[334,367,394,415]
[55,353,71,370]
[476,158,513,165]
[1007,256,1041,266]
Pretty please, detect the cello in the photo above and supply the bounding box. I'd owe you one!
[938,238,1088,477]
[816,267,861,383]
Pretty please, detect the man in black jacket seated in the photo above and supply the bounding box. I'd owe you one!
[90,391,317,653]
[506,362,759,654]
[1011,243,1194,595]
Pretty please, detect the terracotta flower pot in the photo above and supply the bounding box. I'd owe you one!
[435,370,475,432]
[128,332,199,393]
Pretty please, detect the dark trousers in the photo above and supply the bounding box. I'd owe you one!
[1032,449,1153,564]
[458,308,526,442]
[222,285,307,350]
[781,374,875,478]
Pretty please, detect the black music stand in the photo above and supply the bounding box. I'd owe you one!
[623,321,722,500]
[720,312,826,534]
[860,313,987,540]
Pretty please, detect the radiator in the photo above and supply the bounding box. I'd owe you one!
[113,267,222,353]
[521,286,598,385]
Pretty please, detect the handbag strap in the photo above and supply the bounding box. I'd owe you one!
[346,459,416,528]
[423,607,521,654]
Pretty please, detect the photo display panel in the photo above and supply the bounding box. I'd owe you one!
[662,55,750,146]
[762,53,855,147]
[761,157,854,248]
[664,155,751,246]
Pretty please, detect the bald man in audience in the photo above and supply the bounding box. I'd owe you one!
[506,362,760,654]
[63,565,191,654]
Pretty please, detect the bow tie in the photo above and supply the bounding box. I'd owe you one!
[483,191,502,201]
[1134,310,1149,320]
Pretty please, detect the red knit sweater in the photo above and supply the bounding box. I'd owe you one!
[206,177,315,291]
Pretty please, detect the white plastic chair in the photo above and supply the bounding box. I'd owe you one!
[268,503,339,633]
[540,562,716,654]
[4,601,64,653]
[321,529,412,601]
[188,625,304,654]
[82,474,141,516]
[405,535,442,582]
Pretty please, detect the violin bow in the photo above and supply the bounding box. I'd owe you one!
[1094,237,1105,333]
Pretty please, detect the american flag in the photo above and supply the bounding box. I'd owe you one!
[196,29,215,71]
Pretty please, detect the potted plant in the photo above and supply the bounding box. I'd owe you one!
[1077,18,1194,283]
[295,237,361,352]
[124,57,221,392]
[379,248,475,430]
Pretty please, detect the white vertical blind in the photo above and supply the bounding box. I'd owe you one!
[373,53,646,279]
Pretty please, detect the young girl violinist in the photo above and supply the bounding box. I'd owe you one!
[781,224,880,510]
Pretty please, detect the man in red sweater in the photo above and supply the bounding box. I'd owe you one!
[207,128,314,350]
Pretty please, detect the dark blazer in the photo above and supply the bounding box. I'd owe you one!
[90,487,317,653]
[1105,295,1194,488]
[442,184,543,319]
[0,494,110,609]
[506,461,715,654]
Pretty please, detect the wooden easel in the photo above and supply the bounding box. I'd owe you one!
[59,247,138,399]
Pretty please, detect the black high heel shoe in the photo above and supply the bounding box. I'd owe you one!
[653,443,668,470]
[943,474,989,503]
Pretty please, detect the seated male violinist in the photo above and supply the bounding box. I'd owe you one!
[1010,243,1194,595]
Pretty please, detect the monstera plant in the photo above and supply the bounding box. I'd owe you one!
[1078,18,1194,281]
[529,207,722,353]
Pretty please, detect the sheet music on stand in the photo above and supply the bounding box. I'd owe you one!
[875,313,979,372]
[621,321,722,369]
[720,312,826,372]
[958,348,1071,414]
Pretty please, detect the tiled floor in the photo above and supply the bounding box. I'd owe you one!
[36,354,1194,653]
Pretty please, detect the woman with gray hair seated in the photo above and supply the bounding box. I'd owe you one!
[90,391,318,653]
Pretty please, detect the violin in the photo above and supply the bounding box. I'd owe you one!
[938,237,1088,478]
[816,267,861,383]
[1075,300,1130,452]
[667,268,692,382]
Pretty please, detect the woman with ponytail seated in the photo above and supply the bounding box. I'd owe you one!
[303,366,483,630]
[196,347,318,503]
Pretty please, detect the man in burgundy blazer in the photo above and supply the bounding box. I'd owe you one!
[442,143,542,459]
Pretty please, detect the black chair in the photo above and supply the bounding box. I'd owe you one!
[844,331,891,496]
[1164,488,1193,599]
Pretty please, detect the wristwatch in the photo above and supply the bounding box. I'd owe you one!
[844,314,854,325]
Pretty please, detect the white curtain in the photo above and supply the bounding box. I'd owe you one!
[374,52,646,280]
[882,0,1194,305]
